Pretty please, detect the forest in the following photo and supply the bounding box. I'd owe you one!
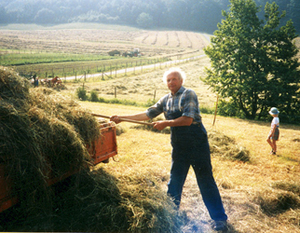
[0,0,299,34]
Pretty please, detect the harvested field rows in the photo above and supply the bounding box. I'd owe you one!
[135,30,207,51]
[0,25,210,57]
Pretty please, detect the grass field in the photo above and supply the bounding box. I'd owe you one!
[1,23,300,232]
[73,55,300,232]
[0,23,210,78]
[79,101,300,233]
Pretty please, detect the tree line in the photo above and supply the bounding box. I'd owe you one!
[0,0,300,34]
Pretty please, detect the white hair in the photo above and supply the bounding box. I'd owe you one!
[162,67,186,85]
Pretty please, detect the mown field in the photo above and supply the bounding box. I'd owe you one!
[74,57,300,233]
[67,58,300,232]
[1,24,300,232]
[0,23,209,56]
[80,102,300,233]
[0,23,209,78]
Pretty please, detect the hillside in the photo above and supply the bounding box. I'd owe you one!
[72,59,300,232]
[1,24,300,232]
[78,101,300,233]
[0,23,210,57]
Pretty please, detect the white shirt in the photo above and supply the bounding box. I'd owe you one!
[271,117,279,128]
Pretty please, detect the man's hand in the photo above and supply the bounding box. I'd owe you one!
[110,115,121,124]
[153,121,168,131]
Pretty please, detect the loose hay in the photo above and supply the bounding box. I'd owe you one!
[0,66,101,213]
[0,66,184,232]
[208,130,250,162]
[271,181,300,196]
[254,189,300,216]
[3,169,184,232]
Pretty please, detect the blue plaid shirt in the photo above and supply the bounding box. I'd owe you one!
[146,86,202,123]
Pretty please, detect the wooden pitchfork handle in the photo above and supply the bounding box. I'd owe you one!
[91,113,154,126]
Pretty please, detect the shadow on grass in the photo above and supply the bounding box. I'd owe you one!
[0,168,186,232]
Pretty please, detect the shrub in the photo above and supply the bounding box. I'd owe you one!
[76,86,87,100]
[90,89,99,102]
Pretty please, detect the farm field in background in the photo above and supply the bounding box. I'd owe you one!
[0,23,209,78]
[61,57,216,109]
[0,23,210,56]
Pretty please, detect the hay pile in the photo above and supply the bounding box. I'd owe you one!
[254,188,300,216]
[208,130,250,162]
[2,168,184,232]
[0,66,184,232]
[0,66,101,212]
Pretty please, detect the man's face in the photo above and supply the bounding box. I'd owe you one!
[166,72,183,94]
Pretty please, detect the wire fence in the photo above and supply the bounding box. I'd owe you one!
[15,54,205,82]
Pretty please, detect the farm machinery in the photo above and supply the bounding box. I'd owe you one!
[40,76,63,87]
[122,48,141,57]
[108,48,142,57]
[108,50,121,56]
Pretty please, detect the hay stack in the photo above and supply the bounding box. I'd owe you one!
[208,130,250,162]
[0,66,101,211]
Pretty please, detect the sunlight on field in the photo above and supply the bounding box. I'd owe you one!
[65,57,216,111]
[0,24,210,58]
[82,100,300,233]
[1,23,300,232]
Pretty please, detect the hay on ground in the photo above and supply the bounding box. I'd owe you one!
[208,130,250,162]
[254,189,300,216]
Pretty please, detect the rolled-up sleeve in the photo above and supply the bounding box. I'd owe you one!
[146,97,165,119]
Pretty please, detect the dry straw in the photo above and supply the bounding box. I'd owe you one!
[0,66,101,213]
[0,66,184,232]
[208,130,250,162]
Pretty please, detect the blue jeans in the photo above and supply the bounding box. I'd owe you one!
[168,123,227,221]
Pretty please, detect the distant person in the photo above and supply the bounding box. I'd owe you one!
[267,107,280,155]
[110,67,228,231]
[35,76,39,87]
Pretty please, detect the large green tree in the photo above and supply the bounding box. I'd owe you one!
[204,0,300,121]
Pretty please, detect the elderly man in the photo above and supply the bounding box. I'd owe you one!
[110,68,228,231]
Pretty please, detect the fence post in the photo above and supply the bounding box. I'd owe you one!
[212,95,219,126]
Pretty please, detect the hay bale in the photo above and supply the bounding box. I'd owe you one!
[0,66,101,212]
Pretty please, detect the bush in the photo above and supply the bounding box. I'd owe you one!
[76,86,87,100]
[90,89,99,102]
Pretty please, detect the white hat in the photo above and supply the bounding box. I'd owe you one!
[269,107,279,115]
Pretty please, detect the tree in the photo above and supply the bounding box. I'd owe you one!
[34,8,55,24]
[136,12,153,29]
[204,0,300,122]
